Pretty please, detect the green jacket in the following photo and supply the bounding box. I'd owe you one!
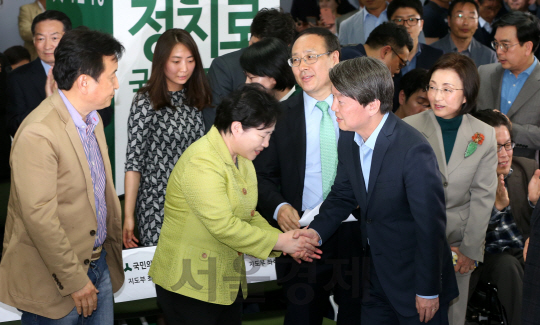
[149,126,281,305]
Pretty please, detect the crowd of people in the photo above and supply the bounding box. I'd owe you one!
[0,0,540,325]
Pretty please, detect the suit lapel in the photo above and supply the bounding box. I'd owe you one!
[425,110,448,181]
[507,63,540,118]
[52,93,97,216]
[287,94,307,187]
[351,137,367,209]
[30,59,47,99]
[492,65,504,110]
[447,114,474,175]
[366,114,396,203]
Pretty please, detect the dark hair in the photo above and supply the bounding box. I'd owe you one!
[448,0,479,18]
[4,46,31,66]
[365,22,414,52]
[493,11,540,53]
[53,28,124,90]
[214,84,282,134]
[387,0,424,20]
[471,109,513,138]
[31,10,72,36]
[138,29,211,111]
[291,27,341,56]
[250,8,297,45]
[240,38,296,91]
[330,57,394,114]
[400,68,428,100]
[427,53,479,115]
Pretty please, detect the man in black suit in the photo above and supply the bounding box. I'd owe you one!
[255,27,362,325]
[341,22,413,77]
[6,11,112,137]
[206,8,296,111]
[387,0,444,109]
[523,199,540,325]
[296,56,458,324]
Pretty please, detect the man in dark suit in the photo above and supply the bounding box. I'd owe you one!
[387,0,444,109]
[6,11,112,138]
[341,22,413,77]
[469,109,539,325]
[255,27,362,325]
[523,198,540,325]
[473,0,507,48]
[206,8,296,112]
[296,56,458,324]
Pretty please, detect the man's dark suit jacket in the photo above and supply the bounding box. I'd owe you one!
[309,112,458,317]
[341,43,367,62]
[523,202,540,324]
[392,43,444,110]
[6,58,113,137]
[473,6,508,48]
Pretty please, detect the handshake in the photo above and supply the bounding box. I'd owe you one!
[274,228,323,263]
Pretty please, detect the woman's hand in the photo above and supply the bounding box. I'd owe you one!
[45,67,58,97]
[275,229,322,263]
[451,247,475,274]
[122,214,139,248]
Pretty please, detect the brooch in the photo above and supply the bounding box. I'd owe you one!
[465,132,485,158]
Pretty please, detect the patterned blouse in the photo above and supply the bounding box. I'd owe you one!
[125,90,205,246]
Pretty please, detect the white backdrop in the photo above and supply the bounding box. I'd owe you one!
[113,0,280,194]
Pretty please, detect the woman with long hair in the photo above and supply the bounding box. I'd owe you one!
[123,29,212,248]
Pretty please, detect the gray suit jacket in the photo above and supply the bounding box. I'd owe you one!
[431,34,497,67]
[477,62,540,159]
[338,7,426,45]
[404,110,497,261]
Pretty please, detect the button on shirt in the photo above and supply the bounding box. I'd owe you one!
[273,92,339,220]
[363,7,388,42]
[58,90,108,247]
[500,57,537,115]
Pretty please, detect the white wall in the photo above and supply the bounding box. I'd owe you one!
[0,0,35,52]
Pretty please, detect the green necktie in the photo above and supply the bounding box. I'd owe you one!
[316,101,337,199]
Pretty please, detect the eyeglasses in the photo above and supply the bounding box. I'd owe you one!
[390,47,409,69]
[453,13,478,22]
[491,41,519,52]
[426,86,464,96]
[391,17,423,26]
[288,52,331,67]
[497,141,515,153]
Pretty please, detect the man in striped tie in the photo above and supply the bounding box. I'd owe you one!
[0,28,125,325]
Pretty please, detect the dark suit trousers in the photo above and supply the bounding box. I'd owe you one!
[469,248,524,325]
[362,257,449,325]
[278,221,363,325]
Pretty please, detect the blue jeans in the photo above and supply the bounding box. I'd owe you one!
[21,250,114,325]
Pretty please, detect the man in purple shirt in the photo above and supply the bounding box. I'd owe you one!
[0,28,125,324]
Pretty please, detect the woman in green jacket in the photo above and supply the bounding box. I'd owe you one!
[149,84,321,324]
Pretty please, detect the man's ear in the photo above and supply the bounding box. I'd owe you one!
[399,90,406,106]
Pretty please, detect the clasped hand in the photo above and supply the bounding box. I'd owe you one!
[275,228,322,263]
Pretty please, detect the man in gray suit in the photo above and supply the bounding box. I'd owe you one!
[477,11,540,160]
[338,0,388,45]
[206,9,296,115]
[431,0,497,67]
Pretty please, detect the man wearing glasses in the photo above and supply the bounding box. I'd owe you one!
[470,109,540,325]
[431,0,498,67]
[477,11,540,161]
[341,22,413,77]
[255,27,363,324]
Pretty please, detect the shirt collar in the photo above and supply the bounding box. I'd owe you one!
[363,3,388,19]
[509,57,537,78]
[58,89,100,129]
[37,0,45,12]
[280,85,296,102]
[40,60,52,76]
[448,34,472,53]
[303,91,333,116]
[354,112,389,150]
[504,168,514,180]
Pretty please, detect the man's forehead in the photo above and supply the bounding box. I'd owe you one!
[392,7,421,17]
[292,35,326,54]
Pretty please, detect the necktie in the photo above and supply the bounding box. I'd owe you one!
[316,101,337,199]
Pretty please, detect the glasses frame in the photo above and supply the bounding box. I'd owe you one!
[390,47,409,69]
[496,141,516,153]
[391,17,422,26]
[426,86,464,96]
[491,41,519,53]
[452,13,479,22]
[288,51,332,67]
